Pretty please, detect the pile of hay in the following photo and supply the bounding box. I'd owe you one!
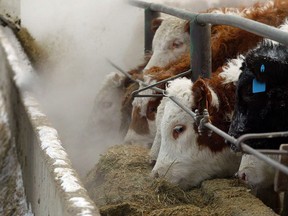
[84,144,278,216]
[15,27,48,69]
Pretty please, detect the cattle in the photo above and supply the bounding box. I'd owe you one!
[235,154,281,213]
[143,16,191,71]
[228,41,288,149]
[124,0,288,148]
[85,62,144,144]
[227,23,288,213]
[150,55,244,189]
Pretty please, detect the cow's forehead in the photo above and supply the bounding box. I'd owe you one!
[219,55,244,85]
[166,77,194,105]
[153,17,187,44]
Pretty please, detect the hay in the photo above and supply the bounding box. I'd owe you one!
[84,144,278,216]
[15,28,48,69]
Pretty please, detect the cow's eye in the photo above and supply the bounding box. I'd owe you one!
[172,39,184,49]
[172,125,186,139]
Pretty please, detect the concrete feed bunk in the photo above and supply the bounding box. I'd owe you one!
[0,26,99,216]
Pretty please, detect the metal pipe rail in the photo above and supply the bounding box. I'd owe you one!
[128,0,288,44]
[128,0,288,81]
[108,54,288,177]
[132,69,191,97]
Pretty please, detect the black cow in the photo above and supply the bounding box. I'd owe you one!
[228,40,288,150]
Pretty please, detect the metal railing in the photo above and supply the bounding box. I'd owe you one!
[122,0,288,189]
[128,0,288,81]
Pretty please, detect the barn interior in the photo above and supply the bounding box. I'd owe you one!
[0,0,287,215]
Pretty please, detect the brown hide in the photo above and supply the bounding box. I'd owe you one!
[147,1,288,77]
[129,106,150,135]
[211,1,288,71]
[120,60,147,133]
[191,67,236,152]
[146,97,162,121]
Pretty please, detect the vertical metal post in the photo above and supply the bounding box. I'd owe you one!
[190,21,212,82]
[144,8,159,55]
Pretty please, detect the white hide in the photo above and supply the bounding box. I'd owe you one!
[151,77,240,189]
[236,154,277,190]
[149,95,169,162]
[150,55,245,189]
[86,72,127,141]
[124,77,157,148]
[150,56,244,162]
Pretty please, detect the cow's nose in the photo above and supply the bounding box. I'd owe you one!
[240,173,247,181]
[150,159,156,167]
[151,170,159,178]
[235,172,247,181]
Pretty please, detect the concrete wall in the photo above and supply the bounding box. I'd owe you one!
[0,25,100,216]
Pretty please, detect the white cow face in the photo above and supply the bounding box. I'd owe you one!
[151,77,240,189]
[144,16,190,71]
[236,154,276,190]
[87,72,128,140]
[124,78,161,148]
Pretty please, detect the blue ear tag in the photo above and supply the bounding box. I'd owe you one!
[252,79,266,93]
[252,64,266,93]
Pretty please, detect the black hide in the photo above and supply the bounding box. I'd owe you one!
[228,41,288,150]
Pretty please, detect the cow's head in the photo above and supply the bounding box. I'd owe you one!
[144,16,190,71]
[87,72,129,142]
[228,41,288,150]
[124,76,162,148]
[235,154,276,189]
[150,77,240,189]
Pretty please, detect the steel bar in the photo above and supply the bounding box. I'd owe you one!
[144,9,159,53]
[133,94,165,97]
[242,143,288,175]
[235,131,288,151]
[107,59,165,94]
[258,150,288,155]
[275,144,288,192]
[204,122,237,144]
[128,0,288,46]
[168,95,197,120]
[132,69,191,96]
[106,58,136,82]
[190,22,211,81]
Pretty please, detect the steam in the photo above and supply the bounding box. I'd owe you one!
[21,0,145,177]
[20,0,268,177]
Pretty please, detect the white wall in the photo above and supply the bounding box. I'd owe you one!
[0,0,20,21]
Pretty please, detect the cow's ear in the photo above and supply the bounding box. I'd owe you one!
[151,18,163,32]
[184,21,190,34]
[110,72,126,87]
[192,78,211,112]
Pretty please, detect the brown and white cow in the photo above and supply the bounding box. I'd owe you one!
[85,62,145,145]
[125,0,288,148]
[150,56,244,189]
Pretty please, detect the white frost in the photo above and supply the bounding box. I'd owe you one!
[54,168,82,193]
[37,126,68,160]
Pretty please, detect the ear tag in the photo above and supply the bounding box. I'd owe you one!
[252,64,266,93]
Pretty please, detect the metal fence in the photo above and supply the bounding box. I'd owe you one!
[123,0,288,192]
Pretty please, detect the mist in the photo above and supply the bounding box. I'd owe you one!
[20,0,268,177]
